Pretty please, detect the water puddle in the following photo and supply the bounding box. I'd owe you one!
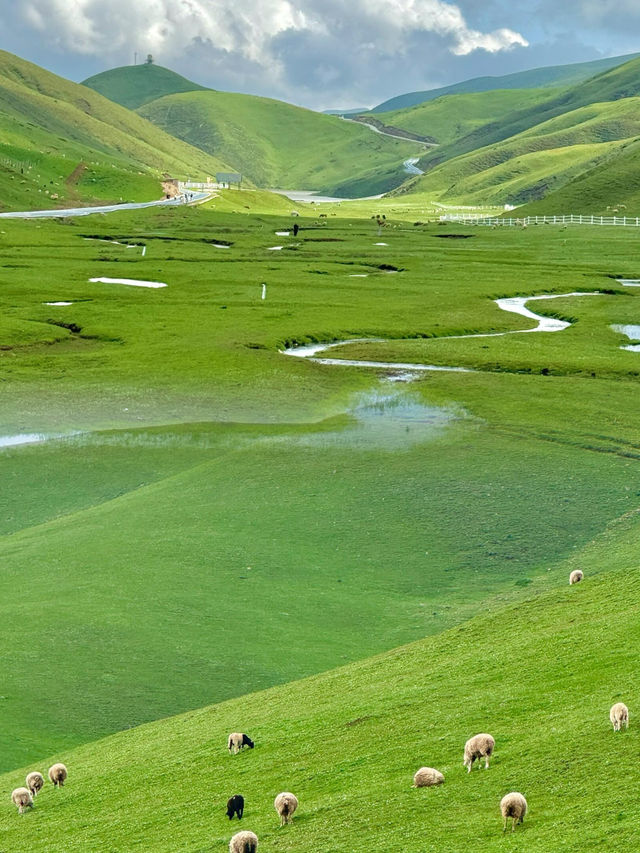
[267,246,284,251]
[617,279,640,287]
[276,389,459,450]
[88,277,167,289]
[275,231,290,236]
[374,242,388,246]
[84,238,138,249]
[212,244,230,249]
[349,274,369,278]
[43,301,73,306]
[0,432,80,449]
[612,323,640,351]
[0,434,48,448]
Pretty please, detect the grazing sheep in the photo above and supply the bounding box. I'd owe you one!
[48,763,68,787]
[228,733,255,754]
[464,733,495,772]
[26,771,44,797]
[227,794,245,820]
[229,830,258,853]
[500,792,527,831]
[610,702,629,731]
[274,792,298,825]
[11,787,33,814]
[413,767,444,787]
[569,569,584,585]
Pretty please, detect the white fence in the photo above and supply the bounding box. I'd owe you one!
[440,214,640,228]
[178,181,221,191]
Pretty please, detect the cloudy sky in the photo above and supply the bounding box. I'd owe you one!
[1,0,640,109]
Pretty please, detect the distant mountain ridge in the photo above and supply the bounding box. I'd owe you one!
[370,53,640,113]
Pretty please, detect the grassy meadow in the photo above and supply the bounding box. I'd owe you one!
[1,199,640,849]
[0,512,639,851]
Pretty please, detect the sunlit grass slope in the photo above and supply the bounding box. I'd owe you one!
[1,508,639,851]
[82,63,207,110]
[0,50,232,210]
[138,91,416,196]
[418,55,640,171]
[518,137,640,215]
[2,211,640,771]
[375,88,556,146]
[402,95,640,205]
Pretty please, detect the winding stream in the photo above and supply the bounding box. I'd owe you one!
[283,291,600,373]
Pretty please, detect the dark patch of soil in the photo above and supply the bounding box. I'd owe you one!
[65,162,87,186]
[433,234,474,239]
[46,319,82,334]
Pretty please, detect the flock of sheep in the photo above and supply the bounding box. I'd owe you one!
[225,568,630,846]
[7,566,630,846]
[10,763,67,814]
[408,568,630,836]
[226,733,297,852]
[412,733,529,832]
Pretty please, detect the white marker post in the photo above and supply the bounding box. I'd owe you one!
[261,283,267,300]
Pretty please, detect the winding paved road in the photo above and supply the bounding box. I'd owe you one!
[0,192,210,220]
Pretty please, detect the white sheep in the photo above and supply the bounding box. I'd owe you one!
[610,702,629,731]
[11,787,33,814]
[48,763,68,787]
[228,733,255,754]
[464,733,495,772]
[26,771,44,797]
[500,792,527,831]
[569,570,583,585]
[274,792,298,825]
[229,830,258,852]
[413,767,444,787]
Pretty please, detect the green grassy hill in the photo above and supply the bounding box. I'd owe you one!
[418,55,640,173]
[137,91,417,196]
[516,137,640,215]
[399,94,640,206]
[82,63,207,110]
[0,50,232,210]
[1,503,638,851]
[370,52,640,112]
[374,88,559,146]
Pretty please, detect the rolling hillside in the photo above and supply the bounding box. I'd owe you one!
[0,50,232,210]
[137,90,417,195]
[373,87,557,147]
[517,137,640,215]
[82,63,207,110]
[401,95,640,206]
[418,55,640,172]
[1,506,638,851]
[371,51,640,112]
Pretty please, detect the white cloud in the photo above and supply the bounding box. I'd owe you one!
[19,0,527,64]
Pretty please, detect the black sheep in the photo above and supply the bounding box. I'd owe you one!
[227,794,245,820]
